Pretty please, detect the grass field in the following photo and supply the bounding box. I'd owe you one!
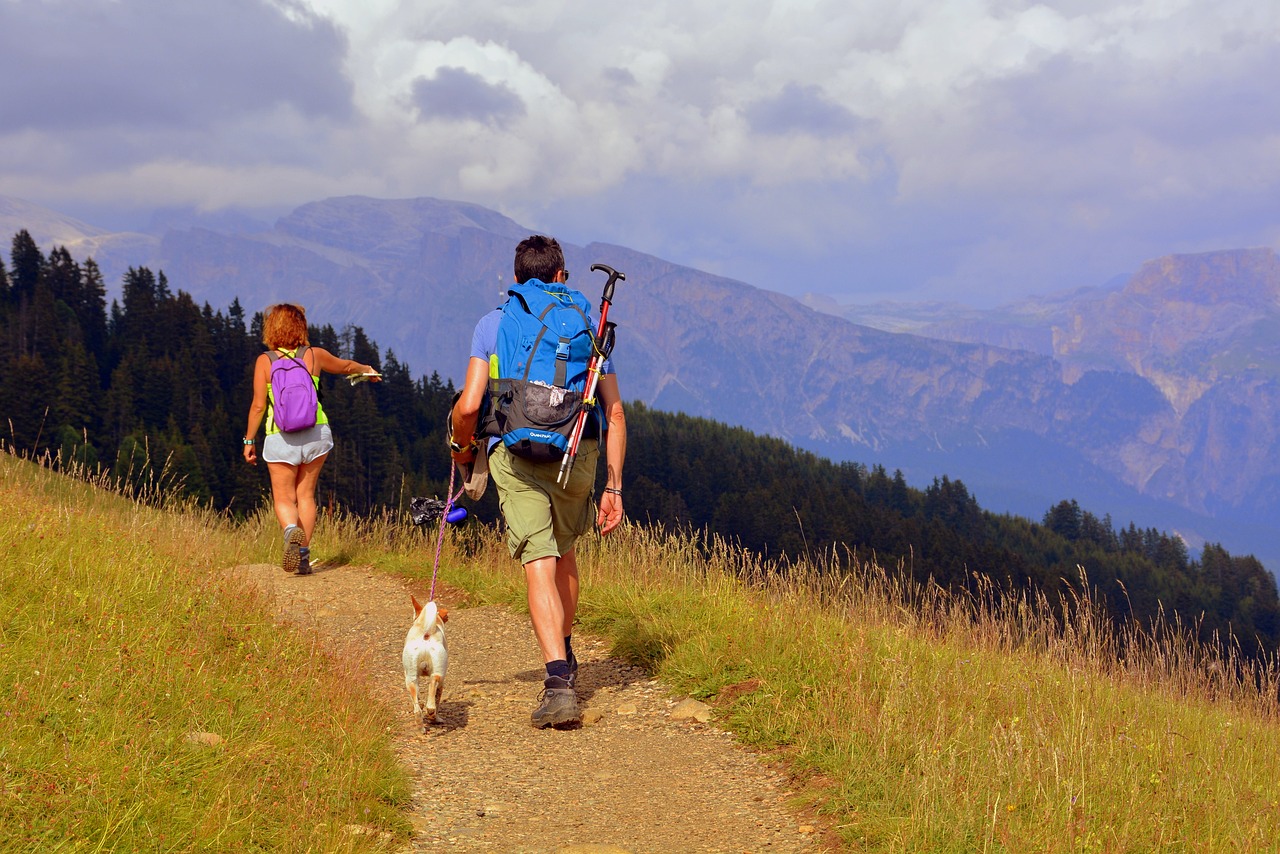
[406,525,1280,851]
[7,448,1280,851]
[0,453,411,851]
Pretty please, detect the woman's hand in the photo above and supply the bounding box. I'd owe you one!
[243,442,257,464]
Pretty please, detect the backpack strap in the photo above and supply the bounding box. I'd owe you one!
[294,346,323,402]
[273,345,306,362]
[269,346,313,370]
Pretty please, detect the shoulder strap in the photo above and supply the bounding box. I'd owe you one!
[508,283,593,332]
[269,346,309,366]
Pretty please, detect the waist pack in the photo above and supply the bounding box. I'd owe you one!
[268,346,319,433]
[481,280,602,462]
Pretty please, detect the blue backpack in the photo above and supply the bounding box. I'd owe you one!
[268,346,319,433]
[482,280,601,461]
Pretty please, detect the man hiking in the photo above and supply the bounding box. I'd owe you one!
[449,235,627,728]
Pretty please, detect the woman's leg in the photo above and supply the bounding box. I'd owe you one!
[266,461,300,530]
[294,453,328,545]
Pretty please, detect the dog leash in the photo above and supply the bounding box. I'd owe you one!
[430,462,464,602]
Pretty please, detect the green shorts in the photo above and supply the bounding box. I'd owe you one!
[488,440,598,564]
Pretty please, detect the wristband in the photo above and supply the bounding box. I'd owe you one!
[603,487,622,495]
[242,438,255,445]
[449,437,475,453]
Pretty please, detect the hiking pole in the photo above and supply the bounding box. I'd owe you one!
[556,264,625,487]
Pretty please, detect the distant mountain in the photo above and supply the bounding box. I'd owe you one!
[809,250,1280,524]
[3,195,1276,568]
[0,196,158,280]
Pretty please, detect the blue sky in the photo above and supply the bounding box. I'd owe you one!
[2,0,1278,306]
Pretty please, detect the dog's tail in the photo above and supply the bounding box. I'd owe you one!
[411,595,449,631]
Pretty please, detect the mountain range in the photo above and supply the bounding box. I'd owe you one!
[3,194,1276,569]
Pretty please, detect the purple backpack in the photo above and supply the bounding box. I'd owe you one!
[268,346,319,432]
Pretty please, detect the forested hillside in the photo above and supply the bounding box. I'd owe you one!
[624,404,1278,655]
[2,230,1275,657]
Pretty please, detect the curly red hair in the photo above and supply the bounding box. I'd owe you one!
[262,304,310,350]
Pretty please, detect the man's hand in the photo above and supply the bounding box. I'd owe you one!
[450,446,476,464]
[597,490,623,534]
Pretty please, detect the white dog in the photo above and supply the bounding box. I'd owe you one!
[402,595,448,724]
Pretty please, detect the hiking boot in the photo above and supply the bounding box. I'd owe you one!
[531,676,579,728]
[296,553,312,576]
[282,525,305,574]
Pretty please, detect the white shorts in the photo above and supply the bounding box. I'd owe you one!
[262,424,334,466]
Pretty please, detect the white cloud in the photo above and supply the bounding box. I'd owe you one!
[1,0,1278,304]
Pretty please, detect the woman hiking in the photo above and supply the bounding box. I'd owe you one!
[242,303,380,574]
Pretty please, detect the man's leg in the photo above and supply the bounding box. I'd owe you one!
[526,552,581,727]
[525,554,568,663]
[555,549,580,637]
[489,445,582,725]
[555,549,582,684]
[526,550,579,665]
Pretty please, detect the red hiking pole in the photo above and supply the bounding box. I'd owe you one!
[557,264,624,488]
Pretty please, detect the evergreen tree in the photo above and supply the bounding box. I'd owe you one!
[117,267,159,357]
[889,469,915,515]
[1,353,50,450]
[9,230,43,301]
[0,257,10,350]
[53,336,99,433]
[1044,499,1083,541]
[45,246,80,307]
[78,258,109,367]
[103,354,142,447]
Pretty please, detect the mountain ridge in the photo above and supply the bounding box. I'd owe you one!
[2,194,1275,568]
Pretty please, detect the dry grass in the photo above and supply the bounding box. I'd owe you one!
[0,449,411,852]
[402,519,1280,852]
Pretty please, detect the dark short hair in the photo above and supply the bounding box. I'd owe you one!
[513,235,564,284]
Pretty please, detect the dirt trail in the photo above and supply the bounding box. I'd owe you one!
[226,561,827,853]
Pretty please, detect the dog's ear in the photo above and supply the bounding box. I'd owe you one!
[411,595,424,616]
[438,607,449,623]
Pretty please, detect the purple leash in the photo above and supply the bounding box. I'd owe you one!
[430,462,464,602]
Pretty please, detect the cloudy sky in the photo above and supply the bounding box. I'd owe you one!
[2,0,1278,306]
